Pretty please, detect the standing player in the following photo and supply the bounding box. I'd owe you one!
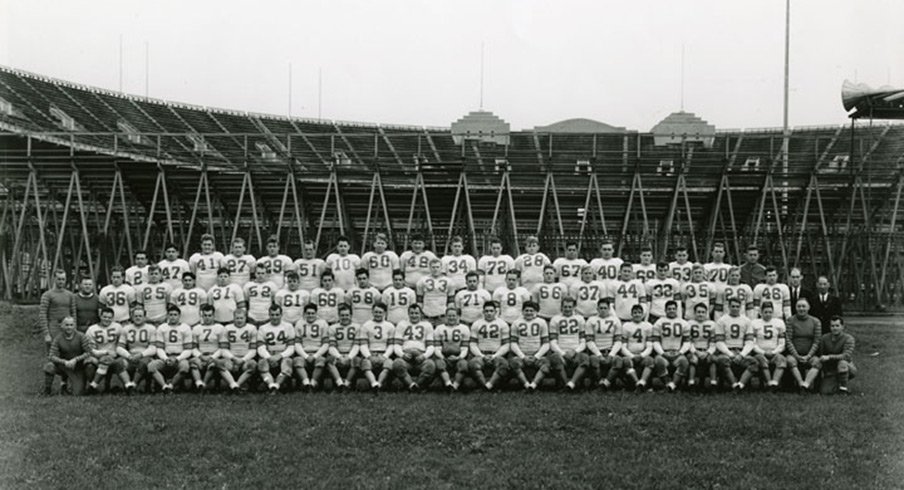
[158,243,191,289]
[668,247,693,283]
[478,237,515,294]
[382,270,417,325]
[619,305,655,391]
[148,305,193,393]
[326,304,359,391]
[715,267,755,321]
[609,263,649,322]
[514,235,551,291]
[553,241,587,289]
[357,303,395,391]
[417,259,453,324]
[274,271,310,325]
[685,303,716,390]
[508,301,551,391]
[632,246,657,284]
[42,317,92,395]
[711,297,754,390]
[190,304,235,392]
[118,306,157,393]
[99,266,136,324]
[589,240,623,283]
[292,304,331,391]
[646,262,682,324]
[681,264,715,320]
[222,238,256,288]
[310,270,346,324]
[325,236,361,291]
[125,250,150,287]
[189,234,224,291]
[392,304,436,392]
[532,265,568,321]
[442,236,477,293]
[399,234,437,289]
[256,237,293,289]
[570,265,609,319]
[293,240,326,292]
[650,301,690,392]
[493,270,532,325]
[455,272,492,326]
[135,265,173,325]
[361,233,399,291]
[753,267,792,320]
[585,299,623,390]
[209,268,246,325]
[170,272,208,327]
[433,307,470,392]
[85,307,134,394]
[704,242,732,285]
[256,304,296,393]
[244,268,279,325]
[222,309,258,391]
[467,301,511,391]
[745,302,786,391]
[348,269,381,325]
[550,297,589,391]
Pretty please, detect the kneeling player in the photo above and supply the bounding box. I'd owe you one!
[585,299,623,390]
[508,301,551,391]
[357,303,396,391]
[119,306,157,392]
[292,303,330,391]
[257,304,296,393]
[651,301,690,392]
[326,304,360,390]
[618,305,655,391]
[85,307,135,394]
[712,298,754,391]
[550,297,590,391]
[148,305,193,393]
[467,301,511,391]
[190,304,239,392]
[433,307,470,391]
[745,302,787,391]
[685,303,716,390]
[392,304,436,391]
[817,316,857,395]
[222,309,258,390]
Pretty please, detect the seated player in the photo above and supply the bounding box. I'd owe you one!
[508,301,551,391]
[42,316,92,395]
[310,270,345,325]
[125,250,150,287]
[442,236,477,293]
[170,272,208,327]
[222,309,258,391]
[292,304,330,391]
[585,299,623,390]
[632,246,657,284]
[293,240,326,292]
[467,301,511,391]
[99,266,136,324]
[148,305,193,394]
[532,265,567,321]
[589,239,623,283]
[646,262,681,324]
[135,265,172,325]
[244,268,279,326]
[85,307,135,394]
[571,265,608,319]
[681,264,714,321]
[190,304,237,392]
[356,303,396,391]
[325,235,361,291]
[348,268,381,325]
[433,306,470,392]
[478,237,515,293]
[361,232,400,291]
[619,305,655,391]
[382,270,417,325]
[668,246,693,283]
[553,241,587,289]
[188,233,224,291]
[274,271,310,326]
[685,303,716,390]
[209,267,246,325]
[400,234,437,289]
[703,241,732,285]
[256,304,296,393]
[392,304,436,392]
[753,267,792,320]
[514,235,550,292]
[493,270,531,325]
[714,267,755,321]
[745,301,787,391]
[816,316,857,395]
[416,258,453,324]
[158,242,191,289]
[549,297,589,391]
[609,263,648,323]
[786,298,822,392]
[118,306,157,393]
[256,236,293,289]
[650,300,690,392]
[326,304,360,391]
[455,272,492,326]
[711,298,755,391]
[222,237,256,287]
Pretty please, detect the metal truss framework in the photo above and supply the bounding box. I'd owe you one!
[1,128,903,312]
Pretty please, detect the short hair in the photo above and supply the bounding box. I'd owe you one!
[182,271,196,280]
[147,264,160,273]
[167,304,181,314]
[506,270,521,278]
[267,235,279,246]
[483,301,499,310]
[522,301,539,311]
[371,302,387,312]
[465,271,480,279]
[620,262,633,270]
[134,250,148,258]
[200,303,215,313]
[337,303,352,313]
[564,241,578,249]
[392,269,404,278]
[355,268,369,277]
[374,233,388,243]
[656,261,669,270]
[728,297,741,305]
[445,305,461,315]
[217,267,231,275]
[524,236,539,246]
[131,305,146,316]
[268,304,282,314]
[409,233,424,242]
[200,233,215,243]
[408,303,423,313]
[712,241,725,250]
[631,304,644,313]
[674,246,688,253]
[665,300,677,309]
[693,303,708,312]
[99,306,114,317]
[232,237,246,246]
[830,315,844,325]
[760,301,774,311]
[597,297,612,306]
[111,265,124,275]
[321,270,334,279]
[747,245,759,252]
[285,271,299,280]
[640,247,653,255]
[600,239,614,248]
[164,242,178,252]
[543,265,556,272]
[303,303,318,313]
[489,237,502,245]
[336,235,350,244]
[560,297,576,306]
[765,266,777,274]
[450,236,464,245]
[79,276,93,283]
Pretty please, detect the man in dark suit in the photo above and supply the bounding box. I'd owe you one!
[809,275,843,335]
[787,267,815,312]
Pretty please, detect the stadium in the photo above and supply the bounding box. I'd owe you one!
[1,1,903,488]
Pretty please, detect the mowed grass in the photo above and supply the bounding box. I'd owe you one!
[0,302,902,489]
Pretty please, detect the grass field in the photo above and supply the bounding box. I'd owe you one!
[0,302,902,489]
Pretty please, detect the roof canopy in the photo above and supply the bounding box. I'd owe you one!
[533,118,626,133]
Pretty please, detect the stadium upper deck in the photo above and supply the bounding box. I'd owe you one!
[0,65,902,308]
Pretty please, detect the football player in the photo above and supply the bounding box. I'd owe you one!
[125,250,150,287]
[325,235,361,291]
[433,306,470,392]
[632,246,657,284]
[85,307,134,394]
[348,268,381,325]
[244,268,279,326]
[714,267,755,321]
[221,237,256,287]
[646,262,682,324]
[753,267,792,320]
[570,265,608,319]
[99,266,136,324]
[478,237,515,293]
[681,264,714,321]
[256,236,293,289]
[170,271,208,327]
[257,304,296,393]
[292,303,330,391]
[292,240,326,292]
[222,308,258,390]
[392,304,436,392]
[467,301,511,391]
[399,234,437,289]
[147,305,193,394]
[135,265,172,325]
[514,235,551,291]
[455,271,491,325]
[416,258,453,324]
[326,303,360,391]
[686,303,716,390]
[585,299,623,390]
[549,297,589,391]
[532,265,568,321]
[310,270,346,324]
[589,239,623,282]
[357,302,395,391]
[188,233,224,291]
[382,270,417,325]
[619,305,655,391]
[703,241,732,285]
[609,263,649,322]
[711,297,755,391]
[118,306,157,393]
[274,271,310,325]
[209,267,246,324]
[508,301,551,391]
[361,233,400,291]
[158,243,191,289]
[442,236,477,293]
[650,300,690,392]
[552,241,587,289]
[190,304,236,392]
[745,301,786,391]
[668,246,693,283]
[493,270,532,325]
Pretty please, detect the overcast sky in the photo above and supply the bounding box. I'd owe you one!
[1,0,901,130]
